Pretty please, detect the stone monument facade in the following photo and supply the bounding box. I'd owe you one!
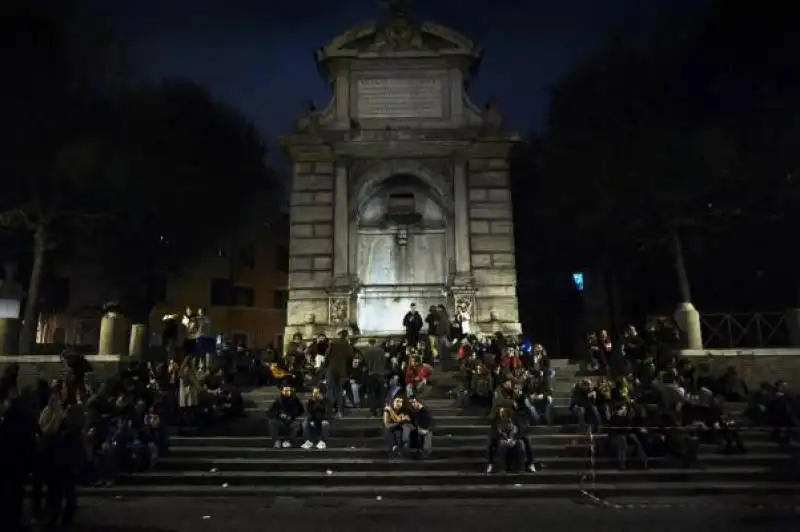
[282,2,522,341]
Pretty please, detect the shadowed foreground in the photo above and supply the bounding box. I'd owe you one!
[70,495,799,532]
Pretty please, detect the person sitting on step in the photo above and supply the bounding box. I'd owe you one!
[485,407,536,474]
[301,387,331,450]
[606,404,649,469]
[346,354,368,408]
[404,355,432,397]
[407,396,433,458]
[267,386,305,448]
[383,395,413,457]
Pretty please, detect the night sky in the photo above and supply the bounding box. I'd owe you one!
[85,0,706,148]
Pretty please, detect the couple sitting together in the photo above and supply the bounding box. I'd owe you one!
[382,395,433,458]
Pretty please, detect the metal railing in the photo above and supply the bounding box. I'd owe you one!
[700,312,788,348]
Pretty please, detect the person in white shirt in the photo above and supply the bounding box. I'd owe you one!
[177,306,198,359]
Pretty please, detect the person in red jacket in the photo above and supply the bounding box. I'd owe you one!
[404,355,432,397]
[500,348,523,371]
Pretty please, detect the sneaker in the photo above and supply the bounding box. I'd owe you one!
[282,440,292,448]
[301,440,314,450]
[316,440,327,450]
[485,464,494,474]
[273,441,282,448]
[526,464,537,473]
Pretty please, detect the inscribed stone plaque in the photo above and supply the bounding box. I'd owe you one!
[357,78,443,119]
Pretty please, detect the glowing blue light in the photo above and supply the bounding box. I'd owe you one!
[572,272,584,292]
[520,339,532,353]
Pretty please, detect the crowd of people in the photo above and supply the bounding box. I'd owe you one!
[2,303,799,529]
[0,336,245,530]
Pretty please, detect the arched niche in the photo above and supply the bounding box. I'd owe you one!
[353,172,449,291]
[357,174,446,229]
[350,160,452,218]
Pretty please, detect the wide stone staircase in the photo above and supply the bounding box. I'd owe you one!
[87,360,800,500]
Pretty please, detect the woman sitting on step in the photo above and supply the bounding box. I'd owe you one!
[383,395,413,457]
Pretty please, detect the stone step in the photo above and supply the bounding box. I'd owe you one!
[168,429,778,449]
[114,466,791,487]
[79,480,800,499]
[167,442,780,460]
[205,421,761,439]
[156,453,787,472]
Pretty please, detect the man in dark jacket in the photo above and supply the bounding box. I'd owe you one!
[402,303,423,347]
[267,386,305,448]
[408,397,434,458]
[361,338,387,416]
[324,330,353,418]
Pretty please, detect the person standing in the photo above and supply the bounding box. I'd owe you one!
[434,304,450,361]
[193,307,215,371]
[402,303,423,347]
[323,330,353,418]
[181,306,198,360]
[361,338,386,416]
[161,313,179,360]
[0,376,36,532]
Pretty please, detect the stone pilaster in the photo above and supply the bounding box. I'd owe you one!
[333,161,349,278]
[452,158,471,274]
[467,157,521,336]
[286,161,336,340]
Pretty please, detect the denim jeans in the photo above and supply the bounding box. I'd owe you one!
[268,418,302,442]
[406,380,427,397]
[366,374,385,414]
[437,335,449,359]
[302,419,330,442]
[495,439,526,471]
[345,381,361,407]
[386,375,403,403]
[572,404,602,432]
[525,396,553,425]
[384,423,413,451]
[326,372,345,414]
[413,428,433,455]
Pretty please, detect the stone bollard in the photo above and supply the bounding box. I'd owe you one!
[129,323,148,360]
[98,313,128,356]
[673,302,703,350]
[0,317,20,355]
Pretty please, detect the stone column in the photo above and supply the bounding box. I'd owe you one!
[453,159,471,274]
[333,161,349,278]
[98,313,127,356]
[128,323,148,360]
[0,318,20,355]
[673,302,703,350]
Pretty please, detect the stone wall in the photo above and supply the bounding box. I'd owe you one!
[286,162,336,336]
[0,355,126,391]
[467,157,520,333]
[682,349,800,388]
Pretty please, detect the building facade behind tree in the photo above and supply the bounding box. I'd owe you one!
[37,219,289,352]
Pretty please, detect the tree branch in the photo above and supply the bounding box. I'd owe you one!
[0,207,35,229]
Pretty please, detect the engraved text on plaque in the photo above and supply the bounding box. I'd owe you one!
[357,78,443,119]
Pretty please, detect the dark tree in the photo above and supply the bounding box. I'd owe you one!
[525,0,800,315]
[0,1,126,352]
[91,79,280,322]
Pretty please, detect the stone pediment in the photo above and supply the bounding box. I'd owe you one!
[316,20,482,65]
